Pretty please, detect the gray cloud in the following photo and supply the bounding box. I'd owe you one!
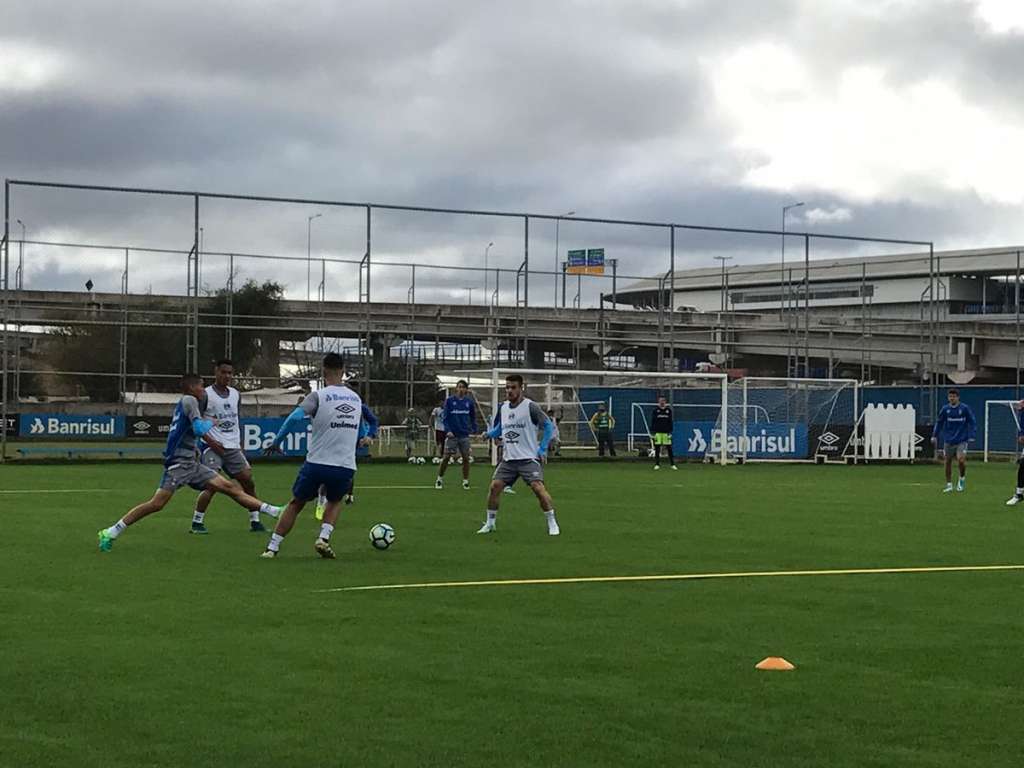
[3,0,1024,311]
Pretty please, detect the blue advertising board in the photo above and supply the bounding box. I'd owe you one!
[20,413,125,438]
[674,421,808,459]
[240,418,369,458]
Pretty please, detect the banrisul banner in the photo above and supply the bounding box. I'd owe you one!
[240,418,370,458]
[20,414,125,438]
[675,421,808,459]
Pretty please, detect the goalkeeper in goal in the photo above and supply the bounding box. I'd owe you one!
[650,395,678,470]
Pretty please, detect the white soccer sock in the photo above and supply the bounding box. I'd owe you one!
[486,509,497,522]
[259,502,281,518]
[1016,487,1023,496]
[317,494,327,508]
[267,532,284,552]
[319,523,335,541]
[249,509,260,522]
[106,519,128,539]
[545,509,557,524]
[192,510,206,525]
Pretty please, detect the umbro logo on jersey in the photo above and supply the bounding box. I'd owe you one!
[505,430,521,441]
[335,403,356,415]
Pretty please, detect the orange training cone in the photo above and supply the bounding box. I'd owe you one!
[755,657,795,671]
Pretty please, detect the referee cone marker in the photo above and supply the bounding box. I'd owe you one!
[755,657,795,671]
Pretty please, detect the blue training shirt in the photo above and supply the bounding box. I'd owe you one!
[933,403,977,445]
[443,395,477,437]
[163,394,211,467]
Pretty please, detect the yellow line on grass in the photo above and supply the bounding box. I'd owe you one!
[317,564,1024,593]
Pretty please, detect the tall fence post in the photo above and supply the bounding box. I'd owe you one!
[1,179,9,463]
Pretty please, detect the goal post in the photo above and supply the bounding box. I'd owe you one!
[715,377,860,463]
[984,400,1021,462]
[479,368,730,464]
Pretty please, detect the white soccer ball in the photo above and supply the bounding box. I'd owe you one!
[407,456,417,464]
[455,457,462,465]
[417,456,426,464]
[431,456,441,464]
[369,523,395,550]
[468,456,475,464]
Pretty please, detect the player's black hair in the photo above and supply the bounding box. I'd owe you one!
[456,379,469,388]
[948,387,960,395]
[323,353,346,371]
[181,373,202,390]
[214,358,234,369]
[505,374,524,386]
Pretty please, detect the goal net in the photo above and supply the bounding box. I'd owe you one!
[458,368,729,463]
[984,400,1021,461]
[713,377,860,462]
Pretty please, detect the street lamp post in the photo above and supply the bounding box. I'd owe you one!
[781,202,804,318]
[307,212,322,301]
[554,210,575,307]
[483,241,494,302]
[713,255,733,311]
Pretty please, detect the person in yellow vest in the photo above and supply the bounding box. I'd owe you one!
[588,403,616,457]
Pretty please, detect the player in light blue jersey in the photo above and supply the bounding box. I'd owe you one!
[261,353,365,559]
[96,374,283,552]
[931,388,977,493]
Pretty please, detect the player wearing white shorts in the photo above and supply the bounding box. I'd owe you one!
[476,373,560,536]
[190,359,262,534]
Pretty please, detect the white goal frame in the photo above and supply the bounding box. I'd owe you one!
[485,368,729,465]
[726,376,860,463]
[984,399,1021,462]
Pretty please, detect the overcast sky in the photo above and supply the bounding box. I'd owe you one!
[4,0,1024,307]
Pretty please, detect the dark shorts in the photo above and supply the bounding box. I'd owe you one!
[201,447,251,478]
[435,429,446,447]
[292,461,355,503]
[159,460,218,492]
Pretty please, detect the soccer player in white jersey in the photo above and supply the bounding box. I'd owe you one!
[477,373,560,536]
[189,359,264,534]
[260,353,362,559]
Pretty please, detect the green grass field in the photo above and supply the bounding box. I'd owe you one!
[2,459,1023,767]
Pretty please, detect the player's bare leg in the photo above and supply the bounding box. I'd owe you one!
[529,479,559,536]
[477,479,506,533]
[97,489,174,550]
[943,450,954,492]
[436,452,452,488]
[956,451,967,491]
[460,447,471,489]
[205,475,280,518]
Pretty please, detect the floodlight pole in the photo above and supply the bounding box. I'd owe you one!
[804,234,810,377]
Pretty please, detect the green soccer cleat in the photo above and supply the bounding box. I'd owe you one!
[314,538,336,559]
[259,549,277,559]
[314,501,326,521]
[97,529,114,552]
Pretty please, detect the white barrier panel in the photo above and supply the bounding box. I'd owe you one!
[864,403,916,460]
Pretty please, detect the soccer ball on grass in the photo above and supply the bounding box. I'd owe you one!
[369,523,396,550]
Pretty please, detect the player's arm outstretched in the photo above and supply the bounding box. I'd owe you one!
[264,403,310,455]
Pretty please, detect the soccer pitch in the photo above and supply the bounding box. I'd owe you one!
[2,460,1022,767]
